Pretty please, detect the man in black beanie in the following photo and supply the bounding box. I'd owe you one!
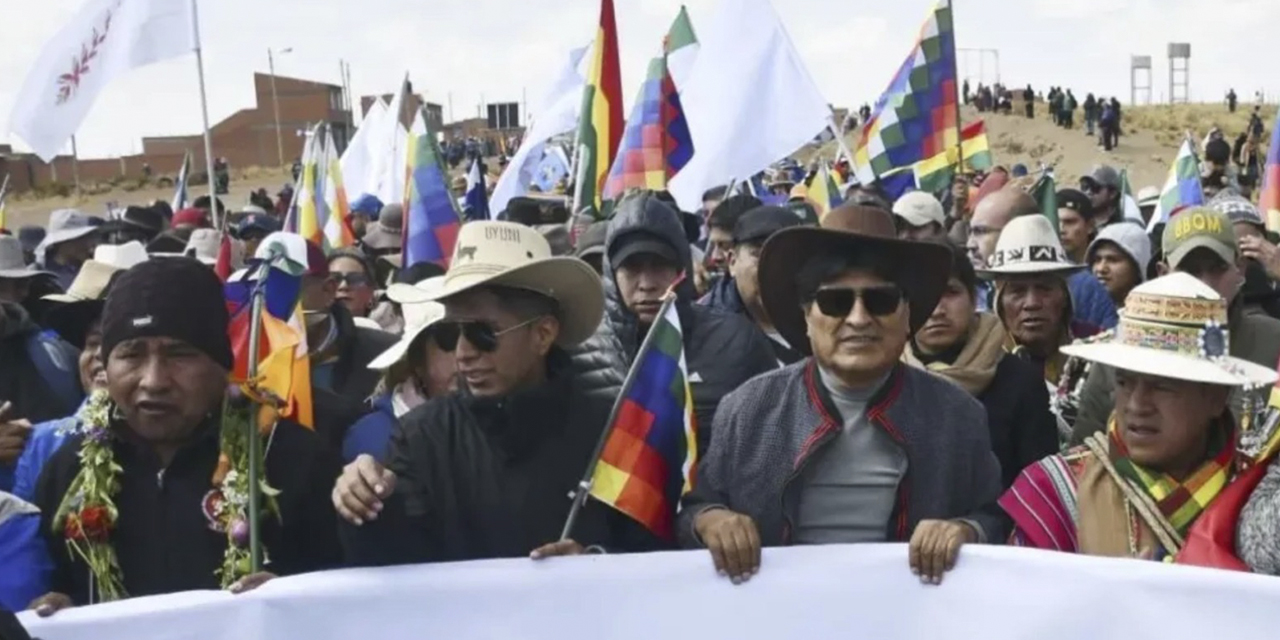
[29,257,341,615]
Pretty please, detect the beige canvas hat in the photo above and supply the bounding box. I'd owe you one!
[392,221,603,347]
[369,277,447,370]
[1061,273,1278,387]
[42,241,149,303]
[977,214,1085,278]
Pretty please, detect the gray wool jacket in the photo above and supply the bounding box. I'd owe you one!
[1239,454,1280,575]
[678,359,1007,548]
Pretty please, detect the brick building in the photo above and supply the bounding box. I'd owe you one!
[1,72,352,196]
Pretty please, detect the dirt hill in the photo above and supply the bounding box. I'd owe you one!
[4,102,1273,229]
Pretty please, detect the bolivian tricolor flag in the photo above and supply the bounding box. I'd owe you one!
[576,0,624,218]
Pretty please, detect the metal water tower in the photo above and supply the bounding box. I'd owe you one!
[1131,55,1152,106]
[1168,43,1191,104]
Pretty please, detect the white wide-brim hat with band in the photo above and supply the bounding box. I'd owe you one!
[1061,273,1279,387]
[977,214,1085,278]
[391,221,604,347]
[369,276,447,370]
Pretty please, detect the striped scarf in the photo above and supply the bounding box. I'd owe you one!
[1107,415,1236,537]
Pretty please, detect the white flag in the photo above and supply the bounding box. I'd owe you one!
[667,0,831,212]
[9,0,195,161]
[490,43,591,217]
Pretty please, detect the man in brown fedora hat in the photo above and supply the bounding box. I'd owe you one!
[679,204,1004,586]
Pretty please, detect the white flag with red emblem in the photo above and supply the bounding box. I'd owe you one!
[8,0,195,161]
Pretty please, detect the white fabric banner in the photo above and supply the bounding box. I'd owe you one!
[9,0,195,161]
[18,545,1280,640]
[667,0,832,212]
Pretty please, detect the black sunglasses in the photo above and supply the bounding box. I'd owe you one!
[331,272,371,287]
[810,285,903,318]
[433,316,542,352]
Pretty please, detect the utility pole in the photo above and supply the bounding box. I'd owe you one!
[268,47,293,168]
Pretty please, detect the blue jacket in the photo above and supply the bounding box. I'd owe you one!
[12,411,78,503]
[699,275,747,314]
[342,394,397,464]
[1067,270,1119,331]
[0,492,51,611]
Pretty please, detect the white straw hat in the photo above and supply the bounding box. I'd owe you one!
[978,214,1085,278]
[369,277,447,370]
[393,221,603,347]
[1061,273,1279,387]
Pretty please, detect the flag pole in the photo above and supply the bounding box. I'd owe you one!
[826,118,856,168]
[949,0,965,178]
[70,136,82,201]
[560,290,680,542]
[191,0,219,229]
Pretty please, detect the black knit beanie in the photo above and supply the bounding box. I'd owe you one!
[100,257,233,370]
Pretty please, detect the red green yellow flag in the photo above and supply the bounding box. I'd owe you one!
[575,0,624,218]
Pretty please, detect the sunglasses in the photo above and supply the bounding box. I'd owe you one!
[433,316,543,352]
[810,285,904,318]
[331,272,371,287]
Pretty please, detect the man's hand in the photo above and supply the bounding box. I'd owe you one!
[529,539,586,560]
[693,508,761,584]
[0,401,32,466]
[908,519,978,585]
[331,454,397,525]
[228,572,277,594]
[29,592,73,618]
[1240,235,1280,281]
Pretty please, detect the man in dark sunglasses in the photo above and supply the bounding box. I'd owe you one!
[1078,164,1123,227]
[335,221,667,566]
[681,204,1005,588]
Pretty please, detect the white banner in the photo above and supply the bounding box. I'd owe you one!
[19,545,1280,640]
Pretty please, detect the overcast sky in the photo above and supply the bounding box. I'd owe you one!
[1,0,1276,159]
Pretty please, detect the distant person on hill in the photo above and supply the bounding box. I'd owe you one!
[963,79,971,105]
[1250,106,1265,141]
[1083,94,1098,136]
[1023,85,1034,118]
[1235,133,1264,196]
[1228,89,1238,113]
[1110,97,1123,139]
[1062,91,1077,129]
[1099,100,1118,151]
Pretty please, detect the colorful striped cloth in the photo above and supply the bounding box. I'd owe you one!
[1261,104,1280,232]
[590,296,697,541]
[575,0,624,218]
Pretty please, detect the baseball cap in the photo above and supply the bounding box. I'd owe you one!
[574,221,608,259]
[1056,189,1094,219]
[609,231,678,268]
[1080,165,1121,190]
[891,191,945,228]
[1162,207,1236,269]
[734,206,803,245]
[236,213,282,236]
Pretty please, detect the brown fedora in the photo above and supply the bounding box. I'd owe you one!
[758,204,953,356]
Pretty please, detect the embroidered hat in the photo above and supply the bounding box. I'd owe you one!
[392,221,603,347]
[1060,273,1278,387]
[977,214,1085,278]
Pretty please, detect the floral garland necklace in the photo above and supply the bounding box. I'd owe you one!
[52,384,282,602]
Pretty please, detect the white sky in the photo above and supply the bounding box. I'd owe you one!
[1,0,1276,158]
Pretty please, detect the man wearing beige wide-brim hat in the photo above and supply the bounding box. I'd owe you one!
[334,221,661,564]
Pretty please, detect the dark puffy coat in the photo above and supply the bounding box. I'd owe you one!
[571,194,778,456]
[699,276,805,365]
[339,351,662,564]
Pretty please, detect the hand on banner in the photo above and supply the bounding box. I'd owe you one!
[228,572,278,594]
[332,454,398,525]
[29,592,73,618]
[908,519,978,585]
[0,401,32,465]
[529,540,586,559]
[1240,235,1280,281]
[694,508,761,584]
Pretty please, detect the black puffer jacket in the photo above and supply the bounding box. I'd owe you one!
[571,194,777,456]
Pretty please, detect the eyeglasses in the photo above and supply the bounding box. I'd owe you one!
[810,285,904,318]
[432,316,544,352]
[331,272,371,287]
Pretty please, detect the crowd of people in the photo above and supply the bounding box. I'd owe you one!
[1,100,1280,634]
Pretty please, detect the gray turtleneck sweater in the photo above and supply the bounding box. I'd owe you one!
[793,367,908,544]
